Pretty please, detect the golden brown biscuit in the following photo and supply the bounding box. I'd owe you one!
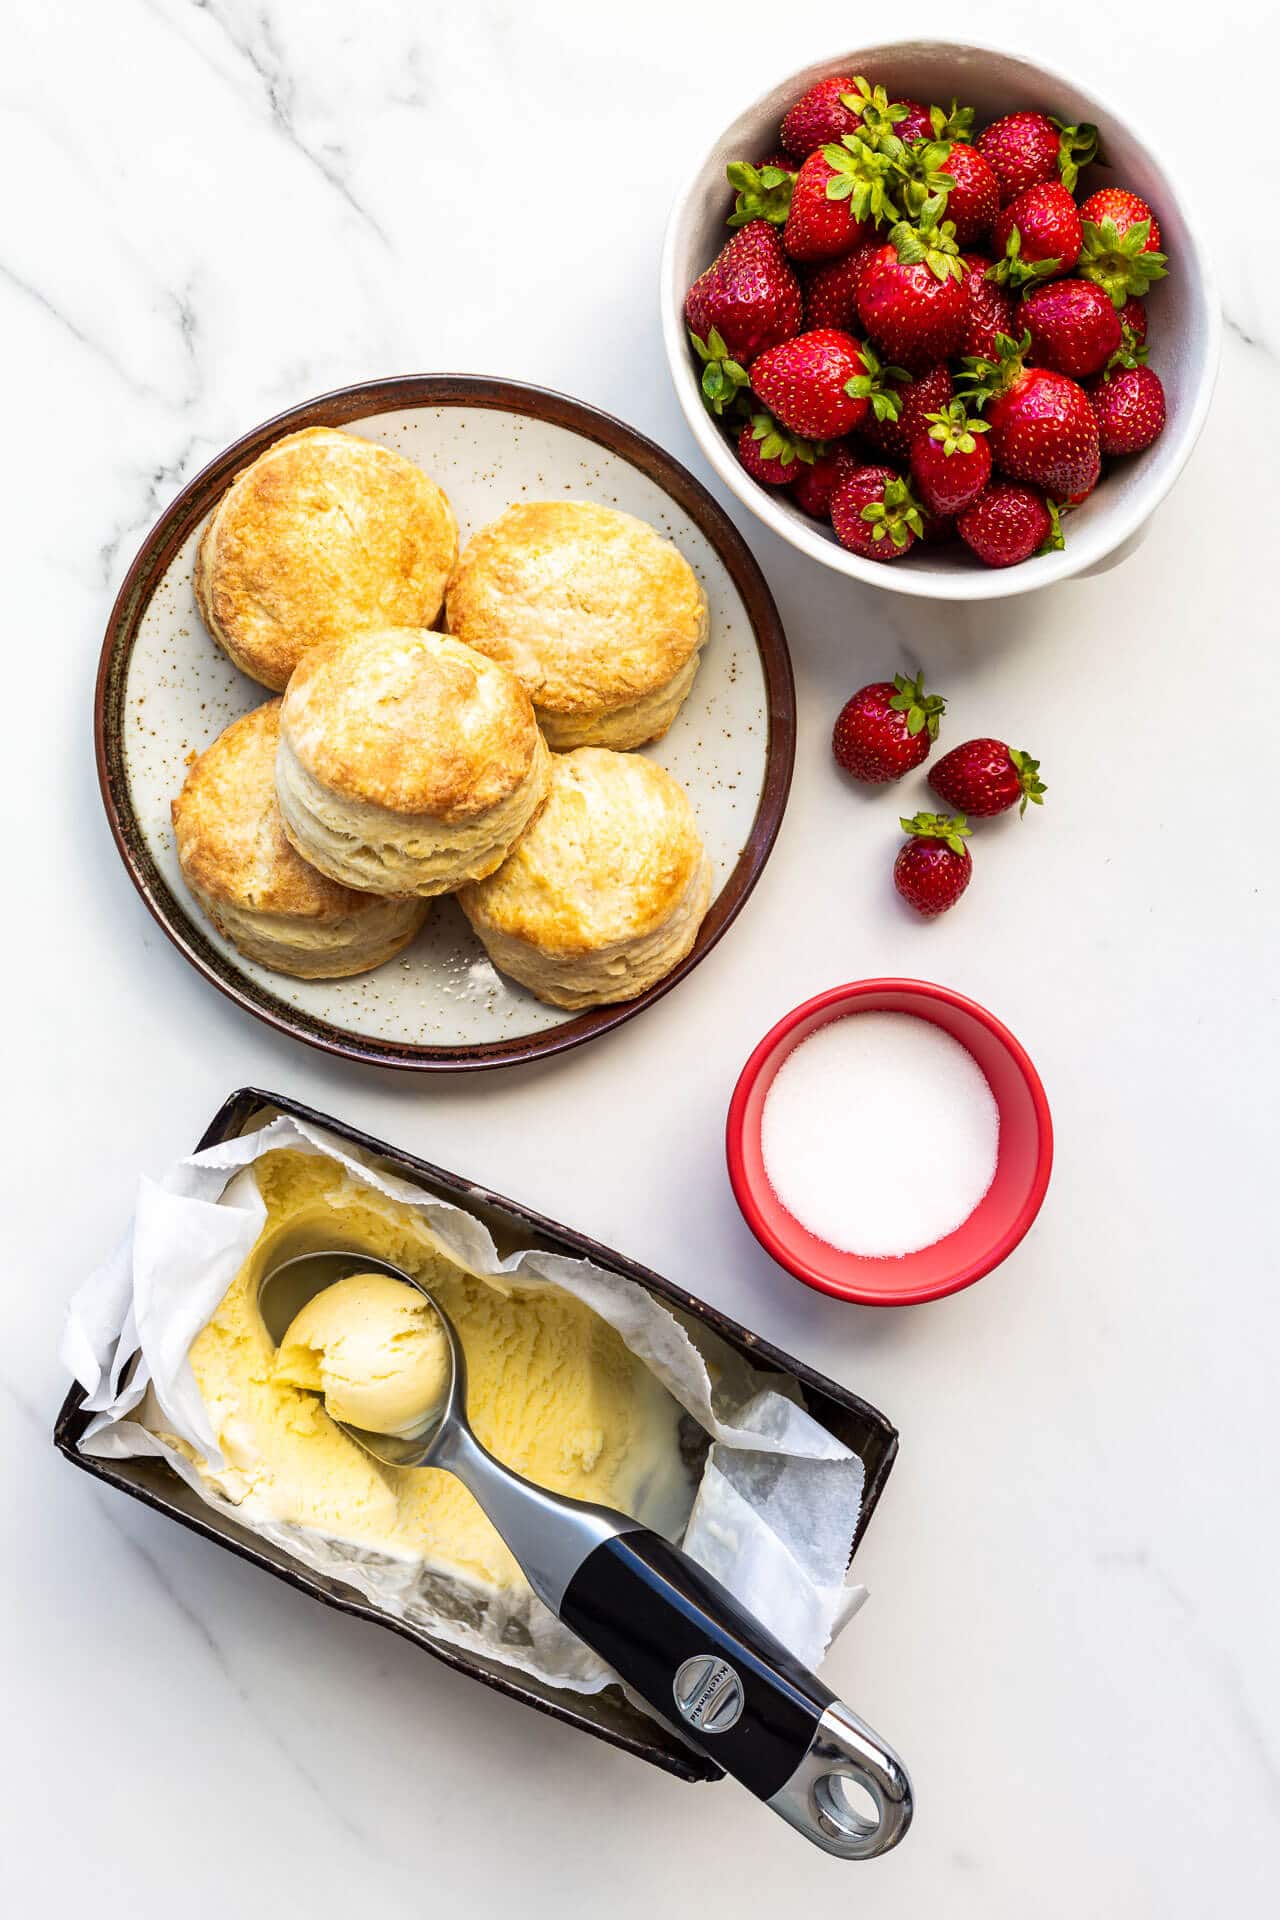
[171,702,428,978]
[445,501,709,749]
[276,627,551,897]
[458,747,713,1008]
[195,427,458,690]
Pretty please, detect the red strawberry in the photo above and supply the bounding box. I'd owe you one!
[892,99,935,142]
[956,484,1061,568]
[751,327,893,439]
[861,362,952,463]
[1119,297,1148,346]
[1079,188,1169,306]
[909,399,992,517]
[1088,364,1166,454]
[894,813,973,916]
[790,444,857,518]
[959,254,1016,358]
[1022,277,1122,378]
[963,332,1100,498]
[975,111,1098,203]
[725,159,796,228]
[1066,446,1101,503]
[919,510,959,545]
[857,221,967,370]
[782,149,870,262]
[991,181,1083,283]
[831,671,946,782]
[938,142,1000,246]
[1079,187,1162,252]
[736,413,825,486]
[831,467,926,562]
[803,241,880,329]
[930,739,1046,816]
[685,224,803,382]
[780,75,863,158]
[839,76,928,145]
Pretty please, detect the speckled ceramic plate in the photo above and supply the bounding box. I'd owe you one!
[96,377,794,1070]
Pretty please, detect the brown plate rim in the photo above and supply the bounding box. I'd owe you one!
[94,374,796,1072]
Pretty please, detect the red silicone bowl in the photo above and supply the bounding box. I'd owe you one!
[726,979,1053,1305]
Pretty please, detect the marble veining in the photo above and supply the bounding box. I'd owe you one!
[6,2,1279,1916]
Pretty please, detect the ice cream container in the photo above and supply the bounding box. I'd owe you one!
[54,1086,899,1783]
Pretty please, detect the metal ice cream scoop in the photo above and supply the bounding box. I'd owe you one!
[261,1248,913,1860]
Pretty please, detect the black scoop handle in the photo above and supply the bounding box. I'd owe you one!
[559,1528,912,1858]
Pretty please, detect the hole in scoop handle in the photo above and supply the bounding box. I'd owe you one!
[559,1530,912,1859]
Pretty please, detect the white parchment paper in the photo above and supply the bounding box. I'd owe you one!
[62,1115,867,1693]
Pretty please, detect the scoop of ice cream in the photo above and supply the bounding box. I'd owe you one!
[274,1271,450,1437]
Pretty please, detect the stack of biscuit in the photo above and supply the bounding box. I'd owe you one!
[173,424,714,1009]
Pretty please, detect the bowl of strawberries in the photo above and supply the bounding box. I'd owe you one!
[661,40,1219,596]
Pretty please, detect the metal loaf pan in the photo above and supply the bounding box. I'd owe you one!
[54,1087,899,1783]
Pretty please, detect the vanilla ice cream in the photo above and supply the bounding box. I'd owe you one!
[181,1150,690,1590]
[274,1272,451,1436]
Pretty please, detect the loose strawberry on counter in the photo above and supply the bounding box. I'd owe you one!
[930,740,1047,816]
[894,813,974,915]
[684,67,1174,570]
[832,671,946,782]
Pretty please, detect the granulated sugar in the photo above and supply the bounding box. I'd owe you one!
[760,1012,1000,1257]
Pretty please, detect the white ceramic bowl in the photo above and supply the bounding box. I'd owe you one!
[660,40,1221,599]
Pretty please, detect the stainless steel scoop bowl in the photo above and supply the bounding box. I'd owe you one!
[259,1247,913,1860]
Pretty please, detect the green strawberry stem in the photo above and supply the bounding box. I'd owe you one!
[822,133,901,225]
[900,810,971,854]
[986,223,1061,291]
[1104,321,1149,377]
[1036,499,1066,557]
[861,478,925,549]
[890,215,964,283]
[844,340,910,422]
[839,76,909,142]
[887,670,946,738]
[1009,748,1047,816]
[924,399,990,455]
[747,411,825,468]
[1079,216,1169,307]
[959,329,1032,409]
[1053,119,1100,192]
[725,160,795,227]
[689,327,751,417]
[930,99,976,143]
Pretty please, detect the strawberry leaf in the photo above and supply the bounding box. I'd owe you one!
[1079,216,1169,306]
[725,160,796,227]
[1053,119,1100,193]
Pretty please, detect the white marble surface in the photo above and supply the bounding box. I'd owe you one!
[5,1,1277,1912]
